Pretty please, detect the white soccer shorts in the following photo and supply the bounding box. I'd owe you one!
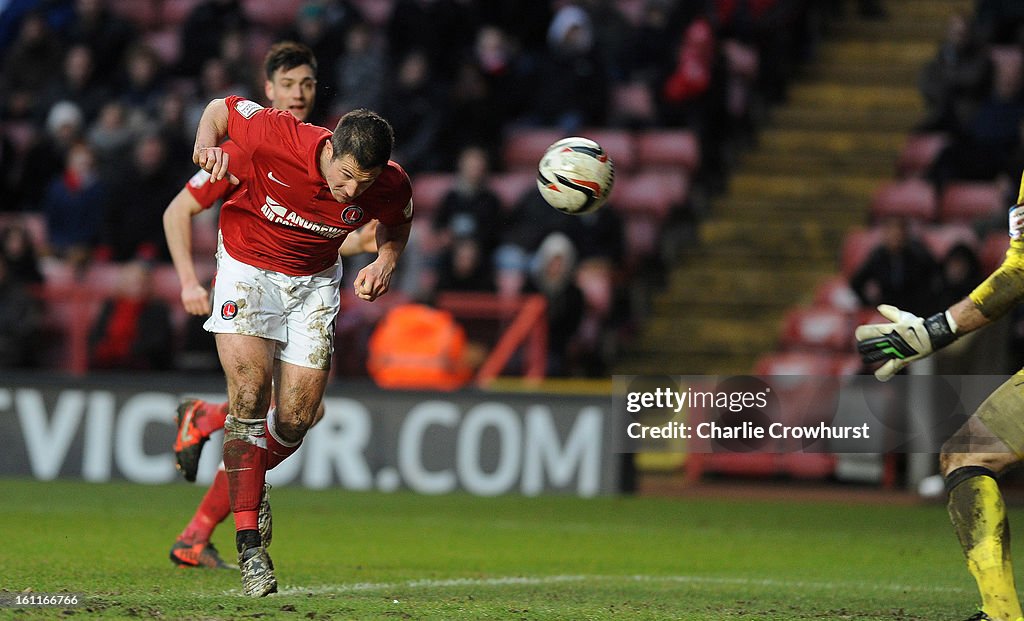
[204,243,342,370]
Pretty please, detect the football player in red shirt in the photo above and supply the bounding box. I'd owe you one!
[164,42,379,572]
[188,89,411,595]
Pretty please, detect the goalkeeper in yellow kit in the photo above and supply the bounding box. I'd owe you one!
[856,174,1024,621]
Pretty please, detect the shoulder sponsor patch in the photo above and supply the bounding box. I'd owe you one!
[234,99,263,119]
[188,169,212,188]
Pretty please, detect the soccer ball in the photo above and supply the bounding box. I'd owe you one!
[537,137,615,215]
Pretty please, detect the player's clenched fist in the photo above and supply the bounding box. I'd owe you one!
[193,146,239,185]
[855,304,958,381]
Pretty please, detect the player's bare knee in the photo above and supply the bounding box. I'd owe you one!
[230,382,272,420]
[272,415,310,444]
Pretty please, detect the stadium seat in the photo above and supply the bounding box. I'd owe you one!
[812,276,861,313]
[920,223,977,261]
[578,128,636,172]
[939,181,1002,223]
[503,128,567,170]
[83,263,124,295]
[488,171,536,210]
[779,305,854,352]
[635,129,701,175]
[243,0,301,28]
[840,226,883,278]
[896,133,948,178]
[613,171,688,264]
[410,173,455,219]
[611,170,688,218]
[39,258,75,290]
[754,351,825,376]
[870,178,937,222]
[980,230,1010,274]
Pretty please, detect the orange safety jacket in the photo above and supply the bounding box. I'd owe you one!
[367,304,474,391]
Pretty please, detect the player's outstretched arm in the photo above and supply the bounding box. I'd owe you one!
[855,299,987,381]
[163,188,210,315]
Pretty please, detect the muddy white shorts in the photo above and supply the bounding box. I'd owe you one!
[204,243,342,370]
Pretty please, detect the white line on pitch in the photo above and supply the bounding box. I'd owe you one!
[249,574,968,598]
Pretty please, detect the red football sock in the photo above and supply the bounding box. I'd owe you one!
[223,416,266,533]
[195,401,230,437]
[178,468,231,544]
[265,408,303,470]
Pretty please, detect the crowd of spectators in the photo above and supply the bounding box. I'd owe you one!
[1,0,844,376]
[916,3,1024,200]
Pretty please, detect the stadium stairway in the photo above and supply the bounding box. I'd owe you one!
[617,0,972,376]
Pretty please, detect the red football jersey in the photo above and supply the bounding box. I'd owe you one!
[219,95,413,276]
[184,139,250,207]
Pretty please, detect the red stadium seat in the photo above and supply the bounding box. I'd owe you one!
[780,305,854,352]
[920,223,977,261]
[980,230,1010,274]
[611,170,688,217]
[578,128,636,172]
[39,259,75,290]
[896,133,949,178]
[939,182,1002,223]
[503,128,567,170]
[840,227,883,278]
[612,171,688,265]
[636,129,701,175]
[488,171,536,210]
[410,173,455,219]
[812,275,861,313]
[870,178,937,222]
[83,263,124,295]
[755,351,861,376]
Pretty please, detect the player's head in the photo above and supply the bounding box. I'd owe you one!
[319,109,394,203]
[264,41,317,122]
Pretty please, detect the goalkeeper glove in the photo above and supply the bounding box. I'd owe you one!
[854,304,958,381]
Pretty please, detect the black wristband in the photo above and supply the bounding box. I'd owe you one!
[924,312,957,350]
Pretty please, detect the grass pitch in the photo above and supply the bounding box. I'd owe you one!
[0,477,1002,619]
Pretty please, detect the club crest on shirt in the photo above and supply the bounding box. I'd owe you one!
[221,300,238,320]
[342,205,364,225]
[234,99,263,119]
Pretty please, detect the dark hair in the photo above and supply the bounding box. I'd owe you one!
[264,41,317,80]
[331,108,394,170]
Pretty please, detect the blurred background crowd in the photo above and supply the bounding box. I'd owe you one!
[4,0,1019,382]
